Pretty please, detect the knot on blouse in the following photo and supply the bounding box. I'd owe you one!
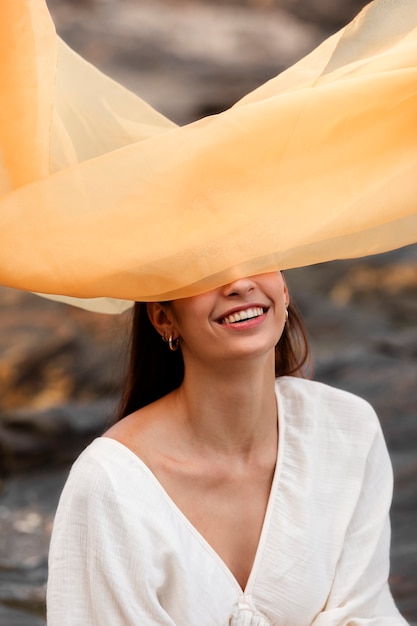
[229,595,271,626]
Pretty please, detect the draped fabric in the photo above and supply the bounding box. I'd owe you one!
[229,597,272,625]
[1,0,417,313]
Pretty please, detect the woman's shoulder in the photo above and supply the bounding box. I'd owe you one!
[275,375,381,437]
[276,374,376,407]
[275,377,390,480]
[67,393,178,496]
[103,396,179,476]
[57,436,172,527]
[63,437,148,494]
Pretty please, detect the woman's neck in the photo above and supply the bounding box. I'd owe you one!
[171,353,278,458]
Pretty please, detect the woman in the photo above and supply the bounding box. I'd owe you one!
[47,272,408,625]
[0,0,415,621]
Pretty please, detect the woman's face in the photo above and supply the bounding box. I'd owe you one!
[148,272,289,366]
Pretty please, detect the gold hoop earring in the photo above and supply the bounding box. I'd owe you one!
[169,335,180,351]
[284,307,289,323]
[162,334,180,351]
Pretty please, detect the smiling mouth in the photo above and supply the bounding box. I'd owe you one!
[219,306,266,325]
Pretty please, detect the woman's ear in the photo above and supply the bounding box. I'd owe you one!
[146,302,177,338]
[281,273,290,308]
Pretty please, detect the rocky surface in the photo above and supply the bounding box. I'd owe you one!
[1,0,416,623]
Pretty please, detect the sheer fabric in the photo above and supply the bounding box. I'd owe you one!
[1,0,417,312]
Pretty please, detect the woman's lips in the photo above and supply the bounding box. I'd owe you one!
[218,306,268,325]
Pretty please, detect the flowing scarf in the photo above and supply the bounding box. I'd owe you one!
[1,0,416,313]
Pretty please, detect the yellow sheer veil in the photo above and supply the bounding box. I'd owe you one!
[1,0,416,313]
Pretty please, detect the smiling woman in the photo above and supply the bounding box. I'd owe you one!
[47,273,408,624]
[1,0,416,623]
[116,273,309,416]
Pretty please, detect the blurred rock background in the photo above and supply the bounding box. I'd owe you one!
[0,0,416,624]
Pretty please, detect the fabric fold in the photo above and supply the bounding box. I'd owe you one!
[1,0,416,311]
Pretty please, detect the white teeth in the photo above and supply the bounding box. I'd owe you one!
[222,306,264,324]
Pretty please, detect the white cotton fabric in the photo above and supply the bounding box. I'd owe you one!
[47,378,408,625]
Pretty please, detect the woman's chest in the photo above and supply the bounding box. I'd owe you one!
[157,464,275,591]
[127,482,340,626]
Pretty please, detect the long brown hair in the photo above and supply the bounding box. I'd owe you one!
[115,298,311,421]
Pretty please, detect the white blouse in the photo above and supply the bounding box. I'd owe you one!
[47,377,408,625]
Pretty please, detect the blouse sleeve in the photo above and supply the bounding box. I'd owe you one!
[311,418,408,625]
[47,449,176,626]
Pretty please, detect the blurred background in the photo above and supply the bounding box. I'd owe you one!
[0,0,416,624]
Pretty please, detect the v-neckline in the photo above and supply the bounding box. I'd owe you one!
[102,383,286,596]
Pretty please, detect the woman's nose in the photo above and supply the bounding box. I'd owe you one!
[221,276,256,297]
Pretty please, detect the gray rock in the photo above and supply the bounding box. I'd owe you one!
[274,0,369,28]
[48,0,325,124]
[0,400,117,474]
[0,604,45,626]
[0,469,69,624]
[0,287,128,415]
